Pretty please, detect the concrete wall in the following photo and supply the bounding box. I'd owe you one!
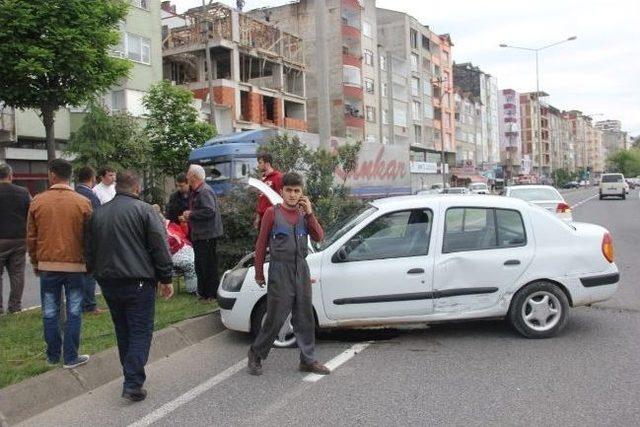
[15,109,70,141]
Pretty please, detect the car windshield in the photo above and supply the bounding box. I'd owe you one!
[448,188,466,193]
[509,187,561,201]
[470,184,487,189]
[602,174,623,183]
[314,205,378,251]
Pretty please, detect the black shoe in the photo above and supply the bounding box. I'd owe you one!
[299,361,331,375]
[247,349,262,376]
[122,388,148,402]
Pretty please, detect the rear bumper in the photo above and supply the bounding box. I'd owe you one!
[580,272,620,287]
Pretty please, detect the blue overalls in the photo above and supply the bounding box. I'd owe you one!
[250,206,317,364]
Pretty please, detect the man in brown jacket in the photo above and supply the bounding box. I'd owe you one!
[27,159,93,369]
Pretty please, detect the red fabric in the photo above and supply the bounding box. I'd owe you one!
[167,221,191,255]
[256,170,283,217]
[254,205,324,282]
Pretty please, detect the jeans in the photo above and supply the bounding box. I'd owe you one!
[81,275,98,312]
[40,272,84,364]
[193,239,219,299]
[101,281,156,390]
[0,238,26,313]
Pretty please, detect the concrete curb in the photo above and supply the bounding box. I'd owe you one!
[0,309,224,426]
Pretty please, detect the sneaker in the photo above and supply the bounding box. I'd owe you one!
[247,349,262,376]
[122,388,148,402]
[299,361,331,375]
[63,355,90,369]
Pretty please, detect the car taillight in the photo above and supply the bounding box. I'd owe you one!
[556,202,571,213]
[602,232,614,263]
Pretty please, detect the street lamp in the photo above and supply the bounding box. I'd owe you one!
[499,36,577,180]
[431,76,449,188]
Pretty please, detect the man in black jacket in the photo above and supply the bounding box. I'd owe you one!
[184,164,223,302]
[0,163,31,314]
[85,170,173,402]
[165,172,190,223]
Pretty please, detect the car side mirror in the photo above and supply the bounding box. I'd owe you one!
[332,246,349,263]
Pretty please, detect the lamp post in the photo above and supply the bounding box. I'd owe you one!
[499,36,576,181]
[432,76,449,188]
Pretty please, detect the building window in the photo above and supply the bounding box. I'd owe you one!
[343,66,362,86]
[364,78,375,94]
[411,77,420,97]
[363,49,374,66]
[362,21,373,38]
[411,53,419,73]
[421,35,430,50]
[366,106,376,122]
[382,82,388,97]
[423,80,431,97]
[410,29,418,49]
[382,109,389,124]
[126,32,151,64]
[413,101,421,120]
[443,51,450,64]
[131,0,149,10]
[380,55,387,71]
[111,90,125,111]
[423,101,433,119]
[414,125,422,144]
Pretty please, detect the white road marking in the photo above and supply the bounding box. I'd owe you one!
[128,358,247,427]
[570,193,599,209]
[303,342,371,383]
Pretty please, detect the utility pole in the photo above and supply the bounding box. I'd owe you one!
[315,0,331,149]
[203,0,217,129]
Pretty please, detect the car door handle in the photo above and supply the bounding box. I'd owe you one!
[407,268,425,274]
[504,260,521,266]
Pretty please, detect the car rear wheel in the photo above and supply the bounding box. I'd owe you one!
[508,282,569,338]
[250,299,297,348]
[622,193,626,200]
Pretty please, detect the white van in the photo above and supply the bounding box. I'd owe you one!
[599,173,626,200]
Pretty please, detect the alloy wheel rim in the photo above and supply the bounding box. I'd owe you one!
[521,291,562,332]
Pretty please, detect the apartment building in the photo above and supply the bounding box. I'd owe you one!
[564,110,605,177]
[497,89,522,178]
[0,0,163,194]
[519,92,550,178]
[163,2,307,135]
[453,88,481,166]
[596,119,627,161]
[453,62,500,168]
[376,8,455,190]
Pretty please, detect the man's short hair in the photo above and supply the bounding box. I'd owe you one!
[0,163,12,179]
[282,171,304,188]
[115,170,140,194]
[49,159,73,181]
[76,166,95,183]
[257,153,273,164]
[176,172,187,184]
[98,165,116,178]
[188,164,206,180]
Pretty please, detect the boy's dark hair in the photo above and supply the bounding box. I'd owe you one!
[98,165,116,178]
[115,170,140,194]
[176,172,187,184]
[257,153,273,164]
[282,171,304,188]
[77,166,95,183]
[48,159,73,181]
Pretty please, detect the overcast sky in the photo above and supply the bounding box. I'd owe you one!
[177,0,640,135]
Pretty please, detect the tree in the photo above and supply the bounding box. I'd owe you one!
[607,149,640,177]
[66,103,149,171]
[0,0,132,160]
[143,81,216,178]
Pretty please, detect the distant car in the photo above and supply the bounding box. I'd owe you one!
[503,185,573,221]
[469,183,490,194]
[417,189,443,195]
[218,194,619,344]
[599,173,626,200]
[563,181,580,189]
[443,187,469,195]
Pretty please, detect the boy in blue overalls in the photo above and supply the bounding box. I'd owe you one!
[248,172,330,376]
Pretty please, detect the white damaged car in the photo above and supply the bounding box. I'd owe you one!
[217,194,619,346]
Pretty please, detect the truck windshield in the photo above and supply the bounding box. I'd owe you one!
[601,174,623,183]
[314,205,378,252]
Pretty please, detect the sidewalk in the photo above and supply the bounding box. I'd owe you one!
[0,310,224,426]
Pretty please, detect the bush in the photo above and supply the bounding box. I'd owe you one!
[218,187,258,272]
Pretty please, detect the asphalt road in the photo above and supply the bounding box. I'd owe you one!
[14,187,640,426]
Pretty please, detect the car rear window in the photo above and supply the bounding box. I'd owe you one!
[602,174,623,183]
[509,188,561,201]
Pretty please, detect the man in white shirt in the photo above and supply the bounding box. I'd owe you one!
[93,166,116,205]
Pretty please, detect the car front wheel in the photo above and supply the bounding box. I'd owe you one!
[250,300,298,348]
[508,282,569,338]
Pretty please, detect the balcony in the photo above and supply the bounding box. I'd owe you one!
[343,84,363,99]
[345,102,364,128]
[342,53,362,68]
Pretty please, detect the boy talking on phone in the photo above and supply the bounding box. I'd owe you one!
[248,172,330,376]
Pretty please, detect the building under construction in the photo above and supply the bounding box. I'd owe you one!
[161,2,307,134]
